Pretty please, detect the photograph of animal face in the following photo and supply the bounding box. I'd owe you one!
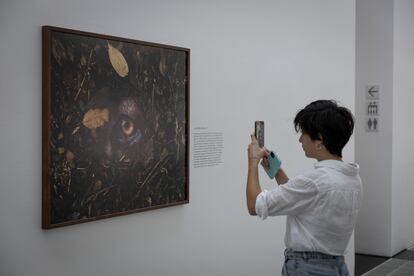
[42,27,189,228]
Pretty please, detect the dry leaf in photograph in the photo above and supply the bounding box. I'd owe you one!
[82,108,109,130]
[66,151,75,162]
[159,52,167,76]
[93,180,103,192]
[66,151,76,168]
[108,42,129,77]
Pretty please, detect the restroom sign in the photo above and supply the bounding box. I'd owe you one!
[365,85,380,133]
[367,101,379,116]
[366,117,379,132]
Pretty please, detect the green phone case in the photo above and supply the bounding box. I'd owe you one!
[264,151,282,179]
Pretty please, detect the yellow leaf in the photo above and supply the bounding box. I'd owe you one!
[93,180,103,192]
[159,52,167,76]
[66,151,75,162]
[82,108,109,130]
[108,42,129,77]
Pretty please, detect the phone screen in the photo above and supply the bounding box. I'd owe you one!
[255,121,264,148]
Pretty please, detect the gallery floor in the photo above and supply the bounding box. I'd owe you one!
[355,246,414,275]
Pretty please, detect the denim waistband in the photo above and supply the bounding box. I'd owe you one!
[284,249,344,261]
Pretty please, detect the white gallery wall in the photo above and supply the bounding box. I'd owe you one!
[355,0,394,256]
[391,0,414,256]
[0,1,356,275]
[355,0,414,257]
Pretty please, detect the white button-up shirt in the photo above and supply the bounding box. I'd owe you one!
[255,160,362,256]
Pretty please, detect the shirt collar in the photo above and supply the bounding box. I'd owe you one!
[314,159,360,176]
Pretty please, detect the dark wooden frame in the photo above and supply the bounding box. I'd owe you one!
[42,26,190,229]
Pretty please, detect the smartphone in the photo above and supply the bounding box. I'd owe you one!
[264,151,282,179]
[254,121,264,148]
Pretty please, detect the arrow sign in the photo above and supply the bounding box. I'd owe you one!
[366,85,380,99]
[368,86,378,97]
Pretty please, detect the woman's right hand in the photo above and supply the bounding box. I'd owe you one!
[248,133,269,166]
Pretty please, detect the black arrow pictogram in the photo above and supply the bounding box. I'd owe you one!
[368,86,379,97]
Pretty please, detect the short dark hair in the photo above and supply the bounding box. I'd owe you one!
[293,100,354,157]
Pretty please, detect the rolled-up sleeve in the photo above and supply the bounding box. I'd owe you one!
[255,190,269,220]
[255,176,318,219]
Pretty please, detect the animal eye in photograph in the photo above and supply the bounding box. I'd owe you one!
[121,118,135,137]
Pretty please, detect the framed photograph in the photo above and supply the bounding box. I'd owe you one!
[42,26,190,229]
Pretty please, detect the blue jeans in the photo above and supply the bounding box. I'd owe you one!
[282,249,349,276]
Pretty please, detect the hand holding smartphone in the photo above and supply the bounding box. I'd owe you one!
[254,121,282,179]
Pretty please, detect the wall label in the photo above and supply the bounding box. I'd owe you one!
[193,128,224,168]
